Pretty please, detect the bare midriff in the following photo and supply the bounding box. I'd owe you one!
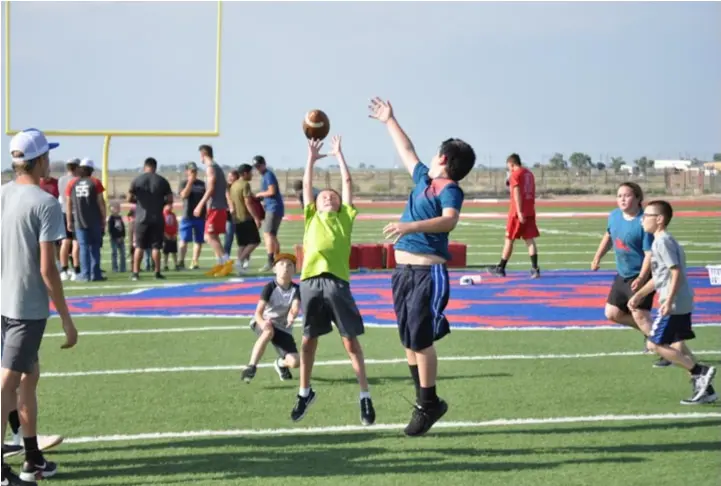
[394,249,446,266]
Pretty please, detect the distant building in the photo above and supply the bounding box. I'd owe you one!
[654,160,693,171]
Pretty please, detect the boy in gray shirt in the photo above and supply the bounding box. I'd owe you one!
[629,200,716,405]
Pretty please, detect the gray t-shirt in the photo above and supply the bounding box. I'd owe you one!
[57,173,74,212]
[1,182,66,320]
[651,231,694,315]
[208,162,228,210]
[259,280,300,334]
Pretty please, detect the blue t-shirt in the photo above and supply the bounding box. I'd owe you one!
[261,170,284,217]
[607,208,654,278]
[394,163,464,261]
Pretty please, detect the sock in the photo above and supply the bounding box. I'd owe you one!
[359,391,371,400]
[419,386,439,408]
[74,266,81,274]
[498,259,508,270]
[8,410,20,435]
[299,387,310,398]
[409,365,421,400]
[530,254,538,269]
[62,266,68,272]
[691,364,705,376]
[23,436,42,464]
[268,253,274,265]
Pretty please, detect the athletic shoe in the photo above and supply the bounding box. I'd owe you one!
[204,262,224,277]
[213,261,235,277]
[19,459,57,482]
[530,268,540,279]
[653,358,672,368]
[1,463,36,486]
[242,259,250,270]
[60,271,69,282]
[240,365,257,383]
[360,397,376,426]
[274,358,292,381]
[681,391,718,405]
[404,399,448,437]
[2,445,23,460]
[692,366,716,401]
[291,389,316,422]
[3,434,63,460]
[130,273,139,281]
[487,266,506,277]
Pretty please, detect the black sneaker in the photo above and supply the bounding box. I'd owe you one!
[274,358,292,381]
[530,268,540,279]
[360,397,376,426]
[2,443,23,460]
[2,463,36,485]
[154,272,166,280]
[653,358,672,368]
[291,389,316,422]
[131,273,139,281]
[487,266,506,277]
[692,366,716,401]
[241,365,257,383]
[404,399,448,437]
[19,458,56,481]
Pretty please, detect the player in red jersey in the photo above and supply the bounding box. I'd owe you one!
[489,153,540,278]
[39,175,59,199]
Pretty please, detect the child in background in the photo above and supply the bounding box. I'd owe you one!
[107,202,126,272]
[163,204,179,271]
[241,253,301,383]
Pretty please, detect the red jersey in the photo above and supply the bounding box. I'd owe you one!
[39,177,59,199]
[508,167,536,218]
[164,209,178,237]
[65,177,105,197]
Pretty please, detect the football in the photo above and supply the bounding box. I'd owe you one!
[302,109,330,140]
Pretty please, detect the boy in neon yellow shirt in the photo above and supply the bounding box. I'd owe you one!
[290,135,376,427]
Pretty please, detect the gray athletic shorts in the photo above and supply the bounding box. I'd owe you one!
[300,273,364,339]
[1,316,47,373]
[263,211,283,236]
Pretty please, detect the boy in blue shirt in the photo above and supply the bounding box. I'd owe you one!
[369,97,476,436]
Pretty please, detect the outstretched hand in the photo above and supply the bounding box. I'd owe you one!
[328,135,342,157]
[368,97,393,123]
[307,139,327,164]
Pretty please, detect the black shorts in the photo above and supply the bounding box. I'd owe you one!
[235,219,261,246]
[300,273,364,339]
[64,213,74,240]
[251,320,298,358]
[163,238,178,255]
[135,221,164,250]
[649,312,695,345]
[392,264,451,351]
[607,274,655,314]
[1,316,47,373]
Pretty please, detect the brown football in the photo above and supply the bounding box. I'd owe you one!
[302,109,330,140]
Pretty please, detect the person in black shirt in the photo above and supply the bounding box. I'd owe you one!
[127,157,173,280]
[178,162,206,270]
[107,202,126,272]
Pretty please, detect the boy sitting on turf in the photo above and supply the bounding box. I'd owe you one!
[629,200,716,404]
[369,97,476,436]
[241,253,301,383]
[290,135,376,426]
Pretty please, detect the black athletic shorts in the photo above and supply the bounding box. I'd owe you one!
[251,320,298,358]
[649,312,695,345]
[391,263,451,351]
[163,238,178,255]
[607,274,655,314]
[1,316,47,374]
[64,213,74,240]
[135,221,164,250]
[300,273,364,339]
[235,219,261,246]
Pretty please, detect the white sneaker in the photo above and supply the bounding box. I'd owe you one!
[60,271,69,281]
[242,259,250,269]
[69,272,78,282]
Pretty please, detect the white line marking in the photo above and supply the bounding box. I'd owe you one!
[63,412,721,444]
[42,322,721,337]
[42,350,721,378]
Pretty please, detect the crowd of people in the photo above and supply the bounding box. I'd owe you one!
[0,97,717,484]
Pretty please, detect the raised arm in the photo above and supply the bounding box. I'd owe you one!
[328,136,352,206]
[303,139,327,208]
[368,97,419,177]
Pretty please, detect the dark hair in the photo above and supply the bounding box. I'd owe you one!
[253,155,266,166]
[292,180,303,191]
[66,160,79,171]
[647,199,673,225]
[198,144,213,158]
[238,163,252,174]
[439,138,476,182]
[229,169,240,179]
[618,181,644,209]
[79,166,93,177]
[507,153,522,166]
[144,157,158,171]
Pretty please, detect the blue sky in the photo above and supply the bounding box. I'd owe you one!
[2,1,720,171]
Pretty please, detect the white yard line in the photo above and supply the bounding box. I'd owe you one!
[42,350,721,378]
[63,412,721,445]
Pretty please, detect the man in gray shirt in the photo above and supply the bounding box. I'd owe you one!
[630,199,716,405]
[58,158,80,281]
[194,144,230,272]
[2,129,78,484]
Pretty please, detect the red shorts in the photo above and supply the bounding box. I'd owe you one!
[205,209,227,235]
[506,215,539,240]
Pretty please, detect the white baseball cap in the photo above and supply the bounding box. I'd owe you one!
[9,128,59,163]
[79,158,95,169]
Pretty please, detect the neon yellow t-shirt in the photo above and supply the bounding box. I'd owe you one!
[301,203,357,282]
